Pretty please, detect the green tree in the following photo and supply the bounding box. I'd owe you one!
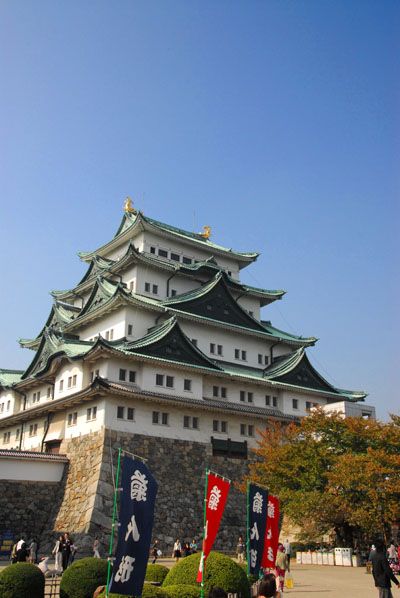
[244,410,400,546]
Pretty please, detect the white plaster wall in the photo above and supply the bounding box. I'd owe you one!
[104,241,130,262]
[106,358,143,386]
[79,310,127,342]
[103,394,261,446]
[54,363,84,400]
[135,264,169,299]
[280,391,328,417]
[0,458,66,482]
[19,417,45,451]
[323,401,376,419]
[178,321,294,368]
[235,296,261,321]
[25,384,54,409]
[141,364,203,399]
[0,390,20,418]
[64,399,105,438]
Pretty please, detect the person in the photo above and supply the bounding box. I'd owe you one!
[61,532,72,570]
[16,537,28,562]
[151,539,159,564]
[190,538,198,553]
[183,541,191,557]
[258,573,281,598]
[371,540,400,597]
[172,538,182,561]
[208,587,228,598]
[283,539,292,571]
[275,544,289,593]
[237,535,245,563]
[93,537,101,558]
[52,535,63,572]
[388,541,397,565]
[29,538,38,564]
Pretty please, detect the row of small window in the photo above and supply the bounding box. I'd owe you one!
[0,401,11,413]
[155,374,192,392]
[31,387,53,404]
[208,345,270,366]
[119,369,136,383]
[3,426,37,442]
[67,407,97,426]
[149,246,193,265]
[59,375,77,392]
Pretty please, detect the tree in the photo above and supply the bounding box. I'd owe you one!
[244,410,400,546]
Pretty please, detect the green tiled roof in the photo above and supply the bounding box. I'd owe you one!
[0,369,24,388]
[261,321,317,345]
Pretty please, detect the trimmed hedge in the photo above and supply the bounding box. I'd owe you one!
[163,584,200,598]
[145,564,169,584]
[162,551,250,598]
[98,586,167,598]
[0,563,45,598]
[60,557,108,598]
[238,562,258,586]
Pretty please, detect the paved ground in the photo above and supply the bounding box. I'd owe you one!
[0,559,382,597]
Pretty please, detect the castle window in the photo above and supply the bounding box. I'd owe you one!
[90,369,100,382]
[145,282,151,292]
[210,343,215,354]
[182,256,192,264]
[170,252,180,262]
[59,380,64,391]
[152,411,169,425]
[184,379,192,392]
[166,375,174,388]
[156,374,164,386]
[119,369,126,382]
[170,289,177,297]
[127,324,133,335]
[158,248,168,258]
[3,432,10,444]
[240,424,254,437]
[213,420,228,433]
[127,407,135,420]
[67,377,72,388]
[191,338,198,346]
[217,345,223,356]
[152,284,158,294]
[264,355,269,365]
[129,370,136,383]
[240,391,253,403]
[183,415,198,429]
[117,406,125,419]
[150,246,156,254]
[221,387,227,398]
[258,354,263,364]
[0,404,3,413]
[235,349,240,359]
[67,412,78,426]
[87,406,97,421]
[16,429,20,440]
[292,399,298,410]
[29,423,38,437]
[213,386,227,398]
[47,386,52,398]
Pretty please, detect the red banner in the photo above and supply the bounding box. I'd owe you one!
[261,494,280,569]
[196,472,230,583]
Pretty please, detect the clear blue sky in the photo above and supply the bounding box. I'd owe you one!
[0,1,398,419]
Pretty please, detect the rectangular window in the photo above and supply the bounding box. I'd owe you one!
[145,282,151,292]
[156,374,164,386]
[183,415,190,428]
[119,369,126,382]
[264,355,269,365]
[67,412,77,426]
[29,424,38,437]
[170,289,177,297]
[59,380,64,391]
[152,411,169,425]
[217,345,223,356]
[212,386,219,397]
[272,396,278,407]
[158,248,168,258]
[166,376,174,388]
[192,417,199,430]
[248,425,254,437]
[127,407,135,421]
[127,324,133,335]
[152,284,158,294]
[182,256,192,264]
[170,252,180,262]
[87,406,97,421]
[248,392,253,403]
[72,375,77,386]
[129,371,136,383]
[16,429,20,440]
[128,280,134,291]
[110,329,114,340]
[265,395,270,406]
[105,330,110,340]
[258,354,263,364]
[91,369,100,382]
[240,391,245,402]
[150,246,156,254]
[241,350,247,361]
[235,349,240,359]
[213,419,219,432]
[221,387,227,399]
[292,399,298,410]
[161,412,168,425]
[191,339,198,347]
[210,343,215,354]
[221,421,227,433]
[184,379,192,391]
[67,377,72,388]
[152,411,159,424]
[47,386,52,398]
[240,423,246,436]
[117,406,125,419]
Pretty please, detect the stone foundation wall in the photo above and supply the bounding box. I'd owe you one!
[0,479,65,546]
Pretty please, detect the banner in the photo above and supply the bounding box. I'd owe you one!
[109,456,158,596]
[196,472,230,583]
[247,483,269,576]
[261,494,280,570]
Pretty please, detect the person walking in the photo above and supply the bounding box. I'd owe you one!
[61,532,72,571]
[275,544,289,593]
[172,538,182,562]
[16,537,28,562]
[371,540,400,597]
[283,539,292,571]
[151,539,159,564]
[29,538,38,564]
[52,535,63,573]
[93,537,101,558]
[237,535,245,563]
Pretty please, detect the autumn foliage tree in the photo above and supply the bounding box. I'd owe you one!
[245,410,400,546]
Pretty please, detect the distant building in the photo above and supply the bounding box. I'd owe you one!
[0,201,372,550]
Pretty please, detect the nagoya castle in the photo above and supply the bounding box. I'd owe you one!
[0,199,373,553]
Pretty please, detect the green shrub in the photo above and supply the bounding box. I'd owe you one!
[163,584,200,598]
[0,563,45,598]
[162,551,250,598]
[145,564,169,584]
[60,557,108,598]
[98,585,167,598]
[238,562,257,586]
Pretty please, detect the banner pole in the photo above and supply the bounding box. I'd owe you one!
[106,447,122,597]
[200,468,209,598]
[246,480,250,576]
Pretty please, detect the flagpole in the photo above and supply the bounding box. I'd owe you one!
[106,447,122,597]
[200,468,209,598]
[246,480,250,576]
